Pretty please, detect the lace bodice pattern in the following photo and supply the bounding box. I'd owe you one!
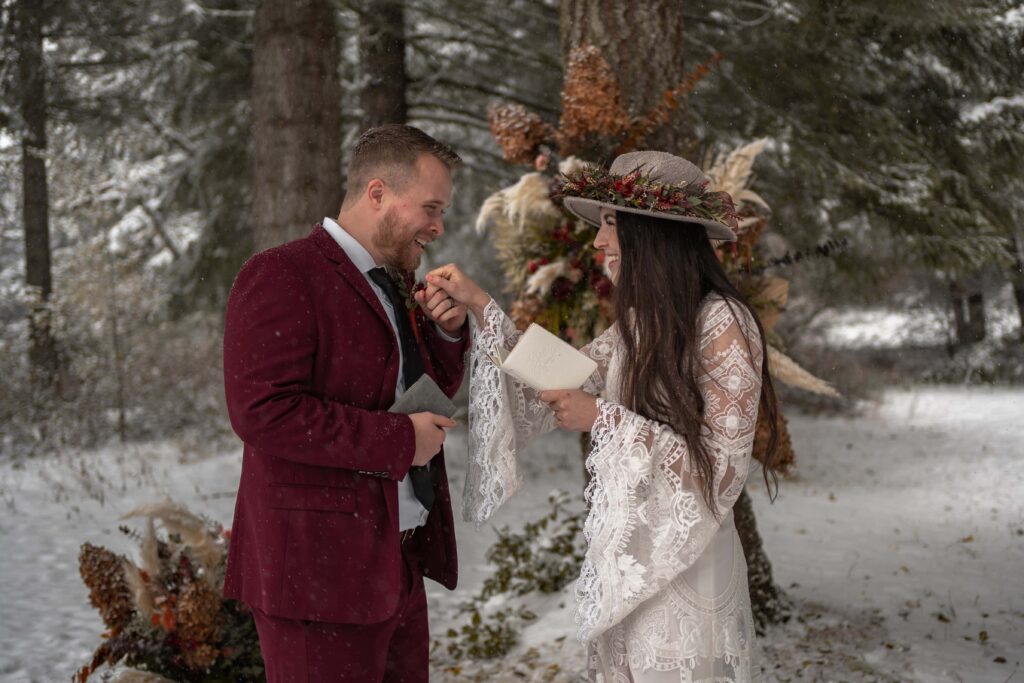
[465,295,763,682]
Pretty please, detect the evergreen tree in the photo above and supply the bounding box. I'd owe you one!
[252,0,341,251]
[12,0,60,389]
[355,0,408,128]
[686,0,1024,322]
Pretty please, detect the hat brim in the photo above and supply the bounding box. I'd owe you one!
[562,197,737,242]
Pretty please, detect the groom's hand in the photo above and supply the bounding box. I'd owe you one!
[410,412,456,466]
[415,281,467,335]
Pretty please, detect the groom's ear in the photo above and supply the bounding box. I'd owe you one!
[367,178,386,209]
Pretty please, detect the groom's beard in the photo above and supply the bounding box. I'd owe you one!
[373,207,423,273]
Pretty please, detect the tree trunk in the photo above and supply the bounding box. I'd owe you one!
[1009,233,1024,334]
[950,277,987,347]
[733,488,790,633]
[16,0,60,389]
[252,0,342,252]
[560,0,690,152]
[358,0,407,129]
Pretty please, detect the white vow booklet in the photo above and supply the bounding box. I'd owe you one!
[492,323,598,391]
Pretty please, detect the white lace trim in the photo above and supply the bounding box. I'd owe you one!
[464,298,616,524]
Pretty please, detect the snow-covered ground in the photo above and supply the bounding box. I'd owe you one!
[1,386,1022,682]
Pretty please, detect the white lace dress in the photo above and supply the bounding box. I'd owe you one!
[464,294,763,683]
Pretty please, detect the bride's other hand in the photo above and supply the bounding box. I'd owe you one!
[425,264,491,325]
[539,389,599,432]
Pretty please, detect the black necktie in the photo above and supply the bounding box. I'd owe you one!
[367,267,434,513]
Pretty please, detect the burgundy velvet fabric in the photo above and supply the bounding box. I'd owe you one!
[251,545,429,682]
[222,224,467,625]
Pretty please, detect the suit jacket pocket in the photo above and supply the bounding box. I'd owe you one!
[268,484,357,513]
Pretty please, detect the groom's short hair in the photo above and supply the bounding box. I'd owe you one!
[342,124,461,207]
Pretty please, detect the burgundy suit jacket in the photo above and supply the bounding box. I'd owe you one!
[222,224,468,624]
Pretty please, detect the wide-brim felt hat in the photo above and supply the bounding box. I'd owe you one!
[561,151,738,242]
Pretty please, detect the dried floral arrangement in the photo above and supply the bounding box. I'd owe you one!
[76,500,264,682]
[489,45,722,163]
[476,162,614,345]
[479,46,840,474]
[478,46,724,346]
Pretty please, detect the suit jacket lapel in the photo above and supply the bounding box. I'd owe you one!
[309,224,395,335]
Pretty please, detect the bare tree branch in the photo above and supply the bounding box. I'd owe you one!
[139,202,181,261]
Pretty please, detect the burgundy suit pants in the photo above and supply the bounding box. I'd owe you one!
[252,542,429,682]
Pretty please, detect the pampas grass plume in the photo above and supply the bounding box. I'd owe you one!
[476,173,561,236]
[767,346,841,398]
[706,138,771,212]
[121,559,154,618]
[525,260,568,297]
[123,499,221,573]
[140,516,161,582]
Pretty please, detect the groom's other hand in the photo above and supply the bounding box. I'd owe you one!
[415,279,468,335]
[410,412,457,466]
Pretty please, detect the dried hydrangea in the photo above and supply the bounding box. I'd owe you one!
[558,45,631,155]
[79,543,135,629]
[176,580,222,646]
[488,103,555,165]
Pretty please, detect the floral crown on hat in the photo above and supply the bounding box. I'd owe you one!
[556,164,740,235]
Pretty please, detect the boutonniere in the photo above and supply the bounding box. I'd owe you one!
[384,266,426,345]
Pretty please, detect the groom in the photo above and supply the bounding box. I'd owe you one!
[222,125,470,681]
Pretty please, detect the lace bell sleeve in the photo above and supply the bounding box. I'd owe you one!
[574,297,763,642]
[462,298,613,524]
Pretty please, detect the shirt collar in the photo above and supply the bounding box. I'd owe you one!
[322,216,378,274]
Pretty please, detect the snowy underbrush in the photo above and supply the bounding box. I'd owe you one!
[918,332,1024,385]
[433,490,586,663]
[0,310,230,462]
[776,297,1024,419]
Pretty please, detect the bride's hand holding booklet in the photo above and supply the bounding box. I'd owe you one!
[488,323,598,391]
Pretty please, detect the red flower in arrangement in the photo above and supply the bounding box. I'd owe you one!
[551,227,567,242]
[155,604,176,632]
[550,277,575,300]
[592,275,614,299]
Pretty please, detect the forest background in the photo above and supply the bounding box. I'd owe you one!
[3,0,1023,453]
[1,0,1022,681]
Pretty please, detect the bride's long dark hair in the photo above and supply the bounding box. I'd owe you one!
[613,210,779,516]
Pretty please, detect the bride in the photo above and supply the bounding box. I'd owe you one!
[422,151,780,682]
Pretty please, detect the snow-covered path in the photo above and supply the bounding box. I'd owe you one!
[1,387,1021,682]
[754,388,1024,683]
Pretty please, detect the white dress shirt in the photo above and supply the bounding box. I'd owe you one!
[322,217,456,531]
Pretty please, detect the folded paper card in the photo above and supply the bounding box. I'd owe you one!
[492,323,598,391]
[389,375,458,418]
